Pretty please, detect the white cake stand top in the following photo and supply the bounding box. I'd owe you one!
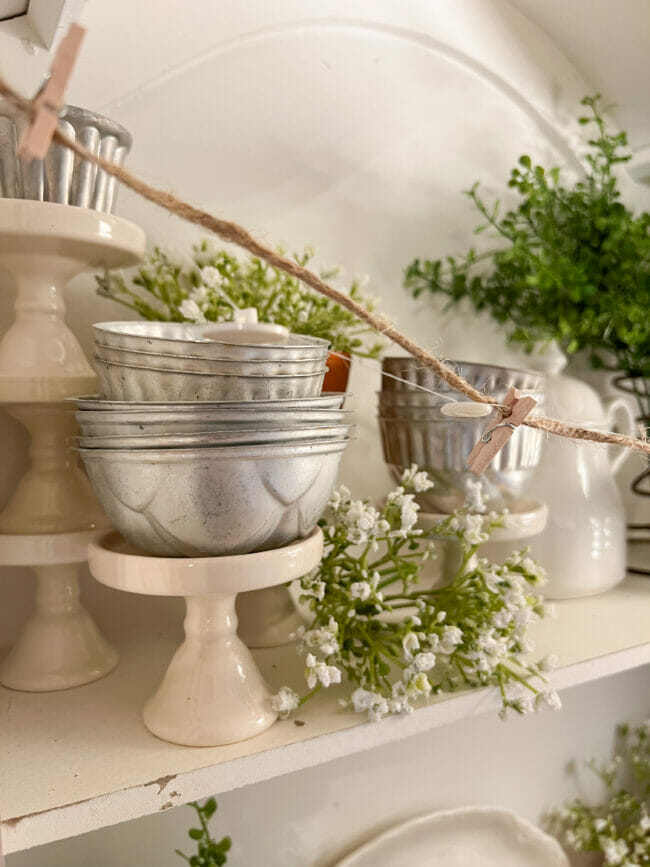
[0,528,107,567]
[88,528,324,596]
[419,499,548,541]
[0,199,145,267]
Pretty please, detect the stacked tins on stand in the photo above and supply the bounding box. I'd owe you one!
[378,358,548,582]
[77,320,352,746]
[0,106,145,691]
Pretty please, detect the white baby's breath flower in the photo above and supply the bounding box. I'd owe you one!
[400,463,434,493]
[305,653,342,689]
[402,631,420,660]
[350,581,372,601]
[413,652,436,671]
[271,686,300,717]
[199,266,224,288]
[179,298,207,323]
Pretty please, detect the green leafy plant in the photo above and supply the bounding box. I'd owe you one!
[176,798,231,867]
[272,468,560,722]
[97,243,383,358]
[549,719,650,866]
[404,95,650,421]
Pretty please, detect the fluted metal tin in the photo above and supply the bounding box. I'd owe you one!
[94,357,326,401]
[93,321,330,360]
[0,104,132,213]
[94,342,328,375]
[71,393,347,411]
[75,409,350,437]
[77,423,351,449]
[79,439,349,556]
[377,357,546,511]
[381,357,545,395]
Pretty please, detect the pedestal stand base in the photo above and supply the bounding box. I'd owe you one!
[88,529,323,747]
[0,530,118,691]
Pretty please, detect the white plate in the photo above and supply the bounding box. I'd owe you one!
[335,807,569,867]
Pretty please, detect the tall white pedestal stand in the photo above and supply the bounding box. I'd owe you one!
[0,200,145,691]
[88,528,324,747]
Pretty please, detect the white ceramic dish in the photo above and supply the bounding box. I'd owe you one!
[334,807,569,867]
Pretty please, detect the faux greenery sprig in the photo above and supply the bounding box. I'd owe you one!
[97,243,384,358]
[404,95,650,420]
[176,798,231,867]
[272,468,560,722]
[549,719,650,866]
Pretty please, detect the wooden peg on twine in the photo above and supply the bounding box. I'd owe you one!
[467,387,537,475]
[17,23,86,160]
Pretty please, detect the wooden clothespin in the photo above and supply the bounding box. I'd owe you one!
[17,23,86,160]
[466,387,537,475]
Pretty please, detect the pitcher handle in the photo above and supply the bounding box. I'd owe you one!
[605,397,638,475]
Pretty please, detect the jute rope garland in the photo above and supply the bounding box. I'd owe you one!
[0,77,648,458]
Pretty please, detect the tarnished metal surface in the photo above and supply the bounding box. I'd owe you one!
[0,104,132,213]
[79,439,349,556]
[93,322,330,360]
[77,423,351,449]
[94,357,326,401]
[94,342,328,375]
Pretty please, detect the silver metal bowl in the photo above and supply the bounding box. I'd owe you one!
[378,413,544,512]
[79,439,349,556]
[381,357,545,395]
[378,359,546,512]
[94,357,326,401]
[94,342,328,375]
[0,104,132,213]
[75,409,351,437]
[77,424,351,449]
[71,393,347,411]
[93,321,330,360]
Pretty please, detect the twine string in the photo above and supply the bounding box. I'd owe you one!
[0,77,648,458]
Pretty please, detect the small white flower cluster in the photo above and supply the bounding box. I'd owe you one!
[273,470,558,726]
[327,485,390,548]
[552,719,650,867]
[400,463,434,493]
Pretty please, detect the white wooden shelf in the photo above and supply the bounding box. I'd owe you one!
[2,572,650,855]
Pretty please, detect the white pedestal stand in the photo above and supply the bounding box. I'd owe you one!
[0,200,145,690]
[0,531,118,690]
[88,528,324,747]
[419,500,549,586]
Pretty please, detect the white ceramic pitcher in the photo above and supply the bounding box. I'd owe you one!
[527,349,635,599]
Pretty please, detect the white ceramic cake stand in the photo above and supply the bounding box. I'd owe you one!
[88,528,324,747]
[419,499,548,586]
[0,530,118,690]
[0,200,145,691]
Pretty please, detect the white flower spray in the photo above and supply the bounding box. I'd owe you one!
[272,465,560,722]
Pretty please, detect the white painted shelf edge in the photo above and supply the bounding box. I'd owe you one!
[2,572,650,854]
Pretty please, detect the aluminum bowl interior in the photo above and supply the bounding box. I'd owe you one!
[93,321,330,360]
[94,357,326,401]
[381,357,545,395]
[78,438,349,557]
[94,342,328,375]
[77,424,352,449]
[70,393,348,411]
